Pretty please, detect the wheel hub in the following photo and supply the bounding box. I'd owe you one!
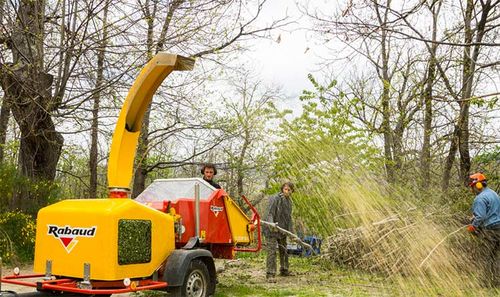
[186,270,205,297]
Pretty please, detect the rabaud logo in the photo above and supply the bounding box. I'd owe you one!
[47,225,97,253]
[210,205,223,217]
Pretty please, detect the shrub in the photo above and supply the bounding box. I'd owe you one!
[0,211,36,263]
[0,163,61,215]
[0,164,22,212]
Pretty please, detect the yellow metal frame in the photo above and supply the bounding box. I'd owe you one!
[223,196,253,245]
[107,54,195,191]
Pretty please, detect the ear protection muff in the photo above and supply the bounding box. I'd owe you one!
[469,173,487,190]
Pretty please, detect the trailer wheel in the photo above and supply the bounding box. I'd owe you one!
[169,259,210,297]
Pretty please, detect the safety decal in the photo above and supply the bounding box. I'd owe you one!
[210,205,224,217]
[47,225,97,253]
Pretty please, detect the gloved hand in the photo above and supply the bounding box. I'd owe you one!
[467,224,479,235]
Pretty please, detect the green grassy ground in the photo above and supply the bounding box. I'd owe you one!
[214,253,500,297]
[215,253,395,297]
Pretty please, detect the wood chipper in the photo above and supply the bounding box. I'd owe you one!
[0,53,261,297]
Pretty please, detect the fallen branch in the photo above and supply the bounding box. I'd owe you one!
[216,259,241,273]
[261,220,317,255]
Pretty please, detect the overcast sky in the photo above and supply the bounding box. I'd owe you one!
[243,0,325,99]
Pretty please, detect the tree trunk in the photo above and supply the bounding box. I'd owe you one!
[458,0,491,182]
[376,1,394,181]
[0,97,10,163]
[0,0,7,163]
[392,123,403,181]
[132,0,156,198]
[0,0,63,211]
[131,103,151,198]
[421,2,440,187]
[420,62,434,186]
[457,104,470,182]
[1,66,63,211]
[442,0,491,190]
[236,130,250,198]
[381,69,394,182]
[0,0,5,24]
[456,0,474,184]
[441,126,460,191]
[89,0,110,198]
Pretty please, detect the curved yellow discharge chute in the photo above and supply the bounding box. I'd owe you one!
[107,53,195,193]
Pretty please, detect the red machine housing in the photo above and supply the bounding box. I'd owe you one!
[173,189,232,244]
[138,179,258,259]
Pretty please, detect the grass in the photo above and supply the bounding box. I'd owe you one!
[214,253,395,297]
[76,250,499,297]
[214,253,500,297]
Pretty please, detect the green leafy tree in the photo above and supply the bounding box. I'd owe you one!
[273,75,380,178]
[270,75,381,234]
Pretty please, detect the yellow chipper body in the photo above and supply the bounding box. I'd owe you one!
[33,199,175,280]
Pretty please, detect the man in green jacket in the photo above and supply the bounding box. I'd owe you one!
[264,182,294,282]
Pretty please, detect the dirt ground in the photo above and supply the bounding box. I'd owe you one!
[0,265,132,296]
[0,261,231,296]
[3,258,498,297]
[0,261,305,296]
[0,257,410,297]
[1,265,40,294]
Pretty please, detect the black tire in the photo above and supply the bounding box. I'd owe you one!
[168,259,210,297]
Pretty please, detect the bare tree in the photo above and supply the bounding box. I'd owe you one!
[130,0,290,196]
[0,0,117,209]
[220,71,278,198]
[305,0,425,182]
[441,0,499,189]
[89,0,111,198]
[303,0,500,190]
[0,0,64,209]
[0,0,291,208]
[358,0,500,190]
[131,0,163,198]
[420,1,442,186]
[0,0,8,163]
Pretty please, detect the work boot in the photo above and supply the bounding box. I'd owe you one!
[266,273,276,283]
[279,270,295,277]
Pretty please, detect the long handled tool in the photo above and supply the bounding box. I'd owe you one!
[260,220,317,255]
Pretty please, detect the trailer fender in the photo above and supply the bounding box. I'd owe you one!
[163,249,216,292]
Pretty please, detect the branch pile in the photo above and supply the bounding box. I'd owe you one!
[321,215,421,275]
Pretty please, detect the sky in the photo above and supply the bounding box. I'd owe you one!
[243,0,326,99]
[244,0,500,143]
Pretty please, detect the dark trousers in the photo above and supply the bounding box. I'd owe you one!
[480,228,500,287]
[265,236,289,276]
